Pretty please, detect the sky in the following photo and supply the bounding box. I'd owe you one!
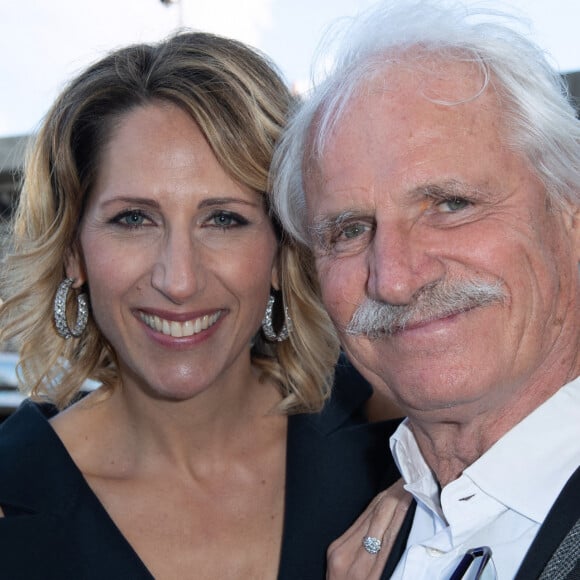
[1,0,580,138]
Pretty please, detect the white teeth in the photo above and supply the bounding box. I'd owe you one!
[170,321,182,338]
[139,311,221,338]
[182,320,193,335]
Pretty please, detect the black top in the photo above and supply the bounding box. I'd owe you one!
[0,360,401,579]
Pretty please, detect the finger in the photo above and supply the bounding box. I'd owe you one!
[327,498,384,579]
[329,508,382,565]
[361,480,404,541]
[328,492,383,551]
[380,490,412,554]
[347,480,411,580]
[327,479,412,580]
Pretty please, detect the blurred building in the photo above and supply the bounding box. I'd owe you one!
[0,135,28,214]
[0,136,28,259]
[0,136,28,351]
[565,70,580,112]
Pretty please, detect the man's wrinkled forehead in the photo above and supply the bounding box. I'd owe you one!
[304,49,489,158]
[302,54,495,209]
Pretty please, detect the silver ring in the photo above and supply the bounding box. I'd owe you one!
[363,535,382,555]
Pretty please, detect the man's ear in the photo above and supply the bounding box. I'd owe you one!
[64,245,87,288]
[558,197,580,263]
[569,205,580,264]
[574,208,580,256]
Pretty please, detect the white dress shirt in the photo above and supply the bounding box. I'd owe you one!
[389,376,580,579]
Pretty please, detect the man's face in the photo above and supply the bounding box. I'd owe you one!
[304,62,580,420]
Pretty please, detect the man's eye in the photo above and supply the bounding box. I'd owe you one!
[438,197,470,212]
[325,222,373,254]
[312,216,374,256]
[341,223,367,239]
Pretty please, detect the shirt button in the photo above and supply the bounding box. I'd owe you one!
[425,547,445,557]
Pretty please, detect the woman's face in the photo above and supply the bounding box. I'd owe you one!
[67,103,278,400]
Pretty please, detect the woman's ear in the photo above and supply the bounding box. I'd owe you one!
[270,257,280,292]
[64,245,87,288]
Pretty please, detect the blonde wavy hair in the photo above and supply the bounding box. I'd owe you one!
[0,31,339,412]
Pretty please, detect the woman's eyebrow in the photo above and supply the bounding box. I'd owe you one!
[197,197,260,209]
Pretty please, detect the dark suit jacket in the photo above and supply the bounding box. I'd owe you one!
[278,359,401,579]
[0,361,400,579]
[380,466,580,579]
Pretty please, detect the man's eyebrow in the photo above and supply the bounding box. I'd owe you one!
[413,179,486,199]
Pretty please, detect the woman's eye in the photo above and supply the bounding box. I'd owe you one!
[213,212,234,227]
[438,197,470,212]
[113,210,150,228]
[209,211,248,228]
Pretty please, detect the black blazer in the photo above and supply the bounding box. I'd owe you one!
[380,467,580,579]
[278,359,401,578]
[0,362,400,579]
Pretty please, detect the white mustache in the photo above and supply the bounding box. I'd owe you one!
[346,279,506,338]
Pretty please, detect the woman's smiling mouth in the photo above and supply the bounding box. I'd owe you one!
[139,311,222,338]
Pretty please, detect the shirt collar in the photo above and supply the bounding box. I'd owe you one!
[464,376,580,522]
[390,376,580,523]
[390,418,444,519]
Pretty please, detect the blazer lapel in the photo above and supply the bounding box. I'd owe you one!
[380,500,416,579]
[278,364,401,580]
[515,466,580,579]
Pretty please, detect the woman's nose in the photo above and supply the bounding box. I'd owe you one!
[151,230,206,303]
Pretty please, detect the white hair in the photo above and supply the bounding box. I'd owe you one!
[270,0,580,245]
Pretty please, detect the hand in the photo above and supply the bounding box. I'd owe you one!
[326,479,411,580]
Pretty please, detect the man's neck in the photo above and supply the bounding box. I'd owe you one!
[407,380,567,487]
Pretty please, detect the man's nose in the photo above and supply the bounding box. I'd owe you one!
[367,223,444,305]
[151,230,206,303]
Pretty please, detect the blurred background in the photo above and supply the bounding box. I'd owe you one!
[2,0,580,139]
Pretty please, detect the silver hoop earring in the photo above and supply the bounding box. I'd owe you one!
[261,293,291,342]
[53,278,89,339]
